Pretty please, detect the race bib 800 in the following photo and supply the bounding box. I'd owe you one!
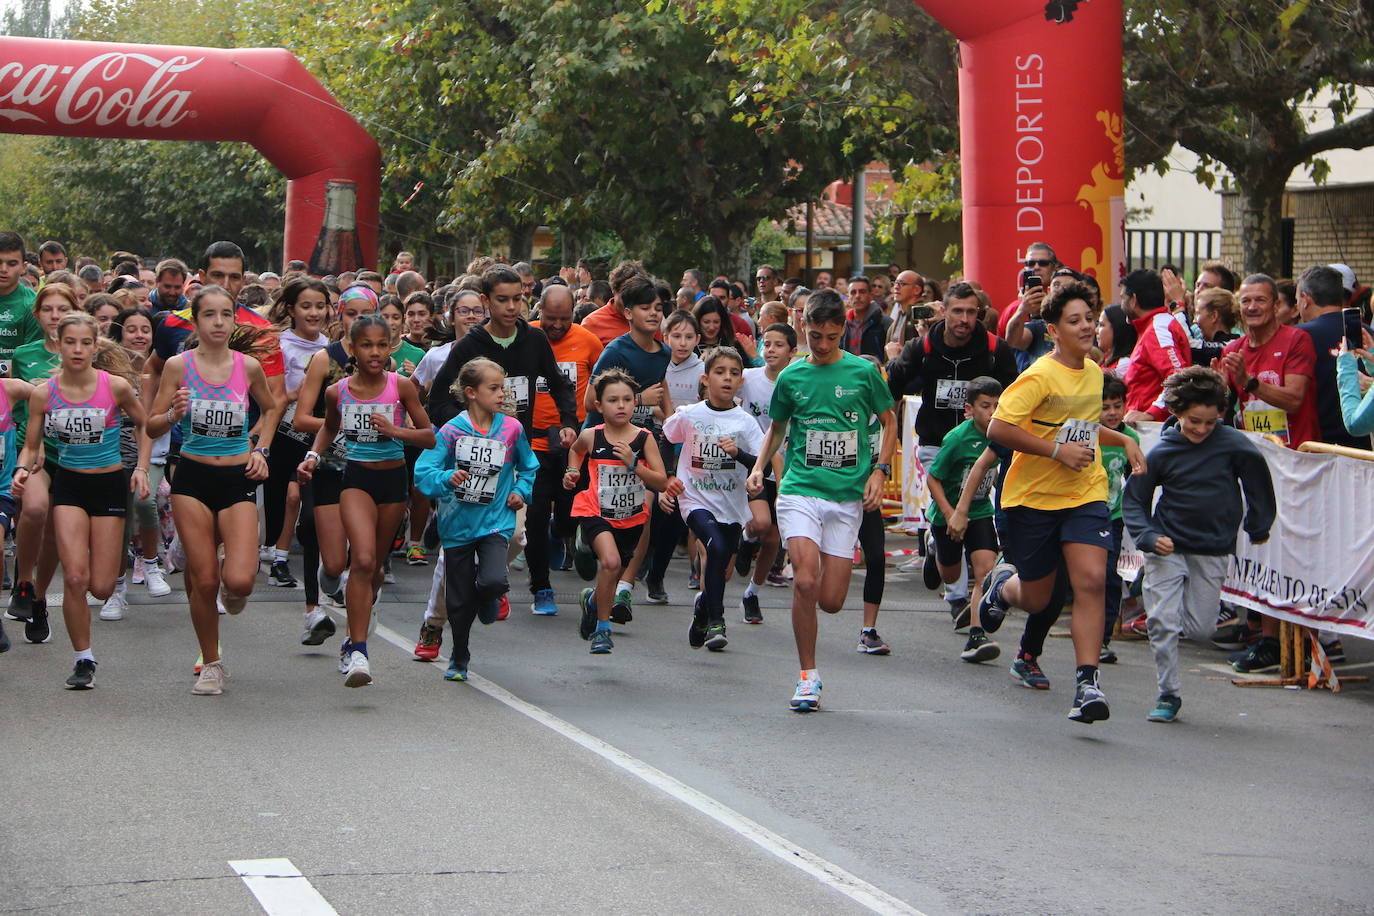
[190,398,246,439]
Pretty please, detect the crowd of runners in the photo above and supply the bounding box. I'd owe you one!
[0,232,1366,723]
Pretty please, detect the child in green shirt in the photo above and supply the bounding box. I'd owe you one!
[1098,374,1139,664]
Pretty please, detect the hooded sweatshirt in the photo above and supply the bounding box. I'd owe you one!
[886,319,1020,446]
[1122,422,1275,556]
[425,319,578,433]
[415,410,539,548]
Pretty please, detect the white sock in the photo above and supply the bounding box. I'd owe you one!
[273,548,289,562]
[744,581,759,598]
[801,667,818,681]
[617,579,633,595]
[143,555,159,567]
[75,648,94,662]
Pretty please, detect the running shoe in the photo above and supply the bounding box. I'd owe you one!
[382,566,397,586]
[1214,604,1238,628]
[857,629,891,655]
[1321,638,1345,664]
[765,572,788,587]
[194,642,222,675]
[578,588,597,640]
[269,560,297,588]
[922,534,941,591]
[573,541,597,581]
[192,660,227,696]
[24,600,49,644]
[406,544,428,566]
[1099,642,1118,665]
[1068,676,1110,724]
[789,673,822,712]
[6,580,35,622]
[1231,637,1281,674]
[414,620,443,660]
[131,555,145,585]
[704,623,728,651]
[557,538,575,571]
[1211,620,1262,651]
[589,628,614,654]
[961,629,1001,663]
[144,561,172,597]
[645,577,668,605]
[948,598,971,632]
[496,595,511,621]
[444,659,468,681]
[0,618,9,653]
[338,641,353,674]
[301,609,337,646]
[742,592,762,624]
[734,538,759,577]
[531,589,558,616]
[610,586,633,624]
[219,587,247,615]
[1119,614,1149,640]
[99,586,127,621]
[65,658,97,690]
[477,597,501,625]
[1010,654,1051,689]
[343,650,373,687]
[1146,693,1182,723]
[977,561,1016,634]
[688,562,700,591]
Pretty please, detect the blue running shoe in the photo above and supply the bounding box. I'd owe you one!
[578,588,597,641]
[589,628,614,654]
[444,661,469,682]
[1068,676,1110,724]
[790,673,822,712]
[977,560,1016,634]
[1146,693,1181,723]
[1009,654,1051,689]
[531,589,558,616]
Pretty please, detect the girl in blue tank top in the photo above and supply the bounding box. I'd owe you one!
[145,285,281,697]
[299,315,434,688]
[13,313,147,691]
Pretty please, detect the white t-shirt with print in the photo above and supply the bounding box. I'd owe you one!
[662,401,765,526]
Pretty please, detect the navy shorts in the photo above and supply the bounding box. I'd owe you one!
[1001,501,1112,582]
[931,516,999,567]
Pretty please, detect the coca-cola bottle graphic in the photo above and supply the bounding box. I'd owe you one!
[308,180,365,275]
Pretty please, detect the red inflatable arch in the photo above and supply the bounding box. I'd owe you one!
[0,36,380,272]
[920,0,1124,307]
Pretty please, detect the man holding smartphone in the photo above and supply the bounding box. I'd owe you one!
[1297,264,1371,449]
[998,242,1059,337]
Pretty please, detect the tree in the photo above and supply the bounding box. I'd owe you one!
[1125,0,1374,274]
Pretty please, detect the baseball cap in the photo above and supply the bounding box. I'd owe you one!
[1330,263,1357,293]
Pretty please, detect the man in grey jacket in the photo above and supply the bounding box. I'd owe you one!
[1123,366,1275,723]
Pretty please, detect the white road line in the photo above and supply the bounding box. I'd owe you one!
[368,620,927,916]
[229,858,339,915]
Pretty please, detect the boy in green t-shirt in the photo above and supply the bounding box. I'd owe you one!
[1098,374,1139,664]
[922,376,1004,664]
[748,290,896,712]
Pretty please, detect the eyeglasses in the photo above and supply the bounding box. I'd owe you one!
[1024,259,1054,268]
[755,275,773,281]
[454,307,484,317]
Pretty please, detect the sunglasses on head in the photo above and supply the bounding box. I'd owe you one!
[1025,258,1054,268]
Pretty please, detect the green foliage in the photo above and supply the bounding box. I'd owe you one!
[749,220,803,274]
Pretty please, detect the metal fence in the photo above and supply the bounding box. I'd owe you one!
[1125,229,1223,282]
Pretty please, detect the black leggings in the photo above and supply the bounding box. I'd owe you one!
[525,450,576,593]
[296,477,321,607]
[648,490,687,582]
[858,508,885,606]
[686,509,741,626]
[1019,562,1071,659]
[263,435,309,546]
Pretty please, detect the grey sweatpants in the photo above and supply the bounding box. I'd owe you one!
[1142,551,1229,697]
[918,443,968,603]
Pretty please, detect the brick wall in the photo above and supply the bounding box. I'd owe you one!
[1222,182,1374,282]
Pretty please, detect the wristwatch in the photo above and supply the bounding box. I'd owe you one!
[875,462,892,477]
[253,446,270,459]
[1244,376,1260,394]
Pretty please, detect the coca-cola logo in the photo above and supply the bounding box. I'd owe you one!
[0,51,201,129]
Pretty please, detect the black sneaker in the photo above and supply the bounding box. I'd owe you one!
[688,593,707,649]
[422,515,441,551]
[977,561,1016,634]
[6,580,35,622]
[269,560,298,588]
[704,624,728,651]
[645,577,668,605]
[1212,621,1262,651]
[1099,642,1118,664]
[923,535,942,591]
[0,617,9,653]
[948,598,971,632]
[960,628,1000,663]
[573,541,598,582]
[25,600,49,644]
[734,539,760,577]
[1232,637,1281,674]
[578,588,597,641]
[65,658,97,690]
[742,592,762,624]
[1068,676,1110,724]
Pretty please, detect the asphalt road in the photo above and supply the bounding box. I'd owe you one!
[3,534,1372,916]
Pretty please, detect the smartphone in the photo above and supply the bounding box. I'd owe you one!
[1021,270,1043,292]
[911,304,935,320]
[1344,307,1363,352]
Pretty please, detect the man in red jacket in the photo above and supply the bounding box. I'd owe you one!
[1121,269,1192,424]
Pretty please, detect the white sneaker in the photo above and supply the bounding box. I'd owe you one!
[343,650,372,688]
[143,562,172,597]
[98,587,127,621]
[191,659,227,695]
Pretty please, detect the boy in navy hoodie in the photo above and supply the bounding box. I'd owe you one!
[1123,366,1275,723]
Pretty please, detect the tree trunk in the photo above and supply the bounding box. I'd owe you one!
[508,221,536,264]
[1235,174,1287,278]
[560,224,590,267]
[708,220,754,286]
